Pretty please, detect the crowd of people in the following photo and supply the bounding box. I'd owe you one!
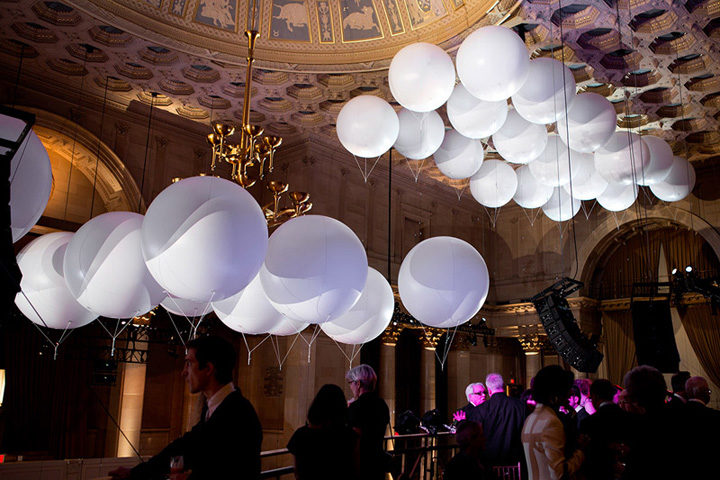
[446,367,720,480]
[107,335,719,480]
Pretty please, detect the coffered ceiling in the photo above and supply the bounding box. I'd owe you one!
[1,0,720,179]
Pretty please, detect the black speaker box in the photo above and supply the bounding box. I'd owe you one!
[631,300,680,373]
[534,294,604,373]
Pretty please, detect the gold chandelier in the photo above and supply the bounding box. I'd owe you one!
[205,1,311,228]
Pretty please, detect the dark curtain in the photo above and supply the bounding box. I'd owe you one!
[679,303,720,389]
[601,310,637,386]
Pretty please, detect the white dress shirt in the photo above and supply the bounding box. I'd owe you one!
[521,404,584,480]
[205,383,235,421]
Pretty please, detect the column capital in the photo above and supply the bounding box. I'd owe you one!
[381,323,403,346]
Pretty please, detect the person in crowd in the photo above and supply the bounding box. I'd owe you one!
[683,375,720,471]
[443,420,489,480]
[109,336,262,480]
[668,371,690,408]
[579,379,631,480]
[521,365,585,480]
[520,389,536,415]
[470,373,526,469]
[575,378,594,415]
[287,384,359,480]
[346,364,390,480]
[453,382,487,421]
[568,385,588,429]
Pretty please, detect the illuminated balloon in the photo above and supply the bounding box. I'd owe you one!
[433,130,484,179]
[64,212,165,318]
[456,26,530,101]
[556,93,617,153]
[15,232,97,329]
[529,135,572,187]
[637,136,673,186]
[337,95,399,158]
[142,176,268,303]
[650,156,695,202]
[389,42,456,112]
[268,317,309,336]
[493,109,548,164]
[161,295,211,317]
[394,109,445,160]
[512,58,576,125]
[469,160,518,208]
[513,165,554,209]
[212,274,284,335]
[399,236,489,328]
[447,84,508,139]
[597,182,638,211]
[594,132,651,185]
[260,215,367,324]
[321,268,393,345]
[542,187,581,222]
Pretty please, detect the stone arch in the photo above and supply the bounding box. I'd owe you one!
[20,106,143,221]
[577,204,720,292]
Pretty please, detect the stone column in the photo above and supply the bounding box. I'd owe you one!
[116,357,147,457]
[379,325,401,431]
[420,337,438,414]
[518,326,544,389]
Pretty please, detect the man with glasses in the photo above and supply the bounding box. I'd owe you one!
[453,382,487,422]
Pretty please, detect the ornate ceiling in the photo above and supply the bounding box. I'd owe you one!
[1,0,720,176]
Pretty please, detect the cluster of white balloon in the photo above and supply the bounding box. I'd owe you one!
[13,174,401,346]
[336,26,696,222]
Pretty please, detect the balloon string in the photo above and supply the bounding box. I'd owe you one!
[270,332,302,370]
[241,333,271,365]
[167,314,187,350]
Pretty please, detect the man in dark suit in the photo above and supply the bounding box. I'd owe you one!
[682,375,720,477]
[668,371,690,408]
[569,385,590,429]
[580,379,631,480]
[110,336,262,480]
[469,373,526,468]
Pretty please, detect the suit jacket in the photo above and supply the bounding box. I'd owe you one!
[470,392,527,465]
[521,404,584,480]
[579,402,631,480]
[130,389,262,480]
[575,406,589,429]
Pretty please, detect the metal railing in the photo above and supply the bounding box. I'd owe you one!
[260,432,459,480]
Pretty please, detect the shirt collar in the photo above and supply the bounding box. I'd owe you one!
[574,404,583,413]
[688,398,706,406]
[673,393,687,403]
[206,383,235,420]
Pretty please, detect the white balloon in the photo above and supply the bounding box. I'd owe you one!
[562,160,608,200]
[542,187,581,222]
[512,58,576,125]
[15,232,97,329]
[650,156,696,202]
[64,212,165,318]
[637,136,674,186]
[597,182,638,211]
[433,130,484,179]
[594,132,651,185]
[260,215,367,324]
[529,135,573,187]
[142,176,267,302]
[556,93,617,153]
[394,109,445,160]
[493,109,548,164]
[447,84,508,139]
[389,42,456,112]
[212,274,283,335]
[161,295,211,317]
[457,26,530,101]
[398,236,489,328]
[0,115,52,243]
[470,160,518,208]
[336,95,399,158]
[513,165,554,209]
[321,268,394,345]
[268,317,309,336]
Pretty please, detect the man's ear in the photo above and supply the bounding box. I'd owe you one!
[203,361,216,376]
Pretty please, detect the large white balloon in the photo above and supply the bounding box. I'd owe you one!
[268,317,309,336]
[556,93,617,153]
[562,161,608,200]
[529,135,573,187]
[161,295,211,317]
[513,165,554,209]
[337,95,399,158]
[142,176,267,303]
[64,212,165,318]
[212,274,284,335]
[15,233,97,329]
[260,215,367,324]
[456,26,530,101]
[594,132,651,185]
[394,109,445,160]
[321,268,394,345]
[597,182,638,211]
[470,160,518,208]
[650,156,696,202]
[433,130,484,179]
[637,136,674,186]
[447,84,508,139]
[512,58,576,125]
[493,109,548,164]
[542,187,581,222]
[0,115,53,243]
[389,42,456,112]
[398,236,489,328]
